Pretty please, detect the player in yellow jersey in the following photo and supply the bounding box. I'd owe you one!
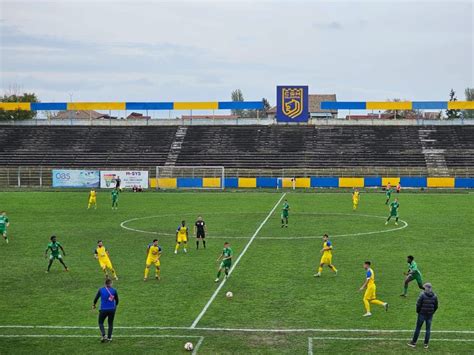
[88,189,97,209]
[359,261,388,317]
[175,220,188,254]
[94,240,118,280]
[352,188,360,211]
[144,239,162,281]
[314,234,337,277]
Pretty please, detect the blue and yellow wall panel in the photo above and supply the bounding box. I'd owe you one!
[177,178,202,188]
[447,101,474,110]
[173,102,219,110]
[427,177,455,188]
[382,177,400,187]
[224,177,238,188]
[157,178,177,189]
[455,178,474,188]
[281,178,294,188]
[203,177,221,188]
[0,102,31,110]
[238,177,257,188]
[366,102,412,110]
[68,102,126,110]
[364,177,382,187]
[295,177,310,188]
[311,177,339,188]
[400,177,427,188]
[257,177,278,188]
[339,177,364,188]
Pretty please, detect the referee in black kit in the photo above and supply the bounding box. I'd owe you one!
[194,215,207,249]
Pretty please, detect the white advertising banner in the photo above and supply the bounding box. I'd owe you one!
[100,170,149,189]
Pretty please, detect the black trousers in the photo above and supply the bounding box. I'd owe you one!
[98,310,116,339]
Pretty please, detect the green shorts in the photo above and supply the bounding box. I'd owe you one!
[390,211,398,217]
[50,254,62,260]
[220,261,231,269]
[281,211,289,218]
[0,228,6,236]
[408,273,423,286]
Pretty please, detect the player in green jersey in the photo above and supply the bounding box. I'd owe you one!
[281,199,290,228]
[385,186,393,205]
[111,188,119,210]
[385,198,400,225]
[45,235,68,272]
[215,242,233,282]
[0,211,10,243]
[401,255,424,296]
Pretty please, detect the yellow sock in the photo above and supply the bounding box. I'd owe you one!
[331,265,337,272]
[318,266,323,273]
[144,267,149,278]
[175,243,180,251]
[156,268,160,278]
[363,299,371,313]
[110,268,117,278]
[184,243,188,249]
[370,299,385,306]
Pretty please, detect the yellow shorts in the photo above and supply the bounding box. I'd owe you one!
[99,259,113,270]
[146,258,160,267]
[320,255,332,265]
[89,198,96,204]
[353,200,359,205]
[177,235,187,243]
[364,285,377,300]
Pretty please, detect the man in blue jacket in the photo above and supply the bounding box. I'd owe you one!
[93,278,119,342]
[407,282,439,349]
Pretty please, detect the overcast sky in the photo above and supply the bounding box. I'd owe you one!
[0,0,472,105]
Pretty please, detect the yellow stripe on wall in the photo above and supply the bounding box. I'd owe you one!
[339,177,364,188]
[0,102,31,110]
[238,177,256,188]
[447,101,474,110]
[427,177,454,188]
[67,102,126,110]
[295,177,311,188]
[157,178,177,189]
[173,102,219,110]
[382,177,400,186]
[282,178,294,188]
[203,177,221,188]
[366,101,412,110]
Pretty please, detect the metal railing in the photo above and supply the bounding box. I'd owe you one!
[1,166,472,188]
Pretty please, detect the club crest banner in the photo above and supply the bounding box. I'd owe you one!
[276,85,309,122]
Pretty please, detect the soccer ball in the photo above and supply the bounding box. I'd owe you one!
[226,291,233,298]
[184,342,194,351]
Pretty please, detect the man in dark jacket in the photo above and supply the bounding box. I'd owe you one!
[407,283,438,349]
[93,278,119,342]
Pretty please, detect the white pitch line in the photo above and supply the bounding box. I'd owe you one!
[0,334,200,338]
[308,337,313,355]
[0,325,473,334]
[189,193,287,329]
[309,336,474,342]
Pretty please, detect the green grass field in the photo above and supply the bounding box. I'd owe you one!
[0,190,473,354]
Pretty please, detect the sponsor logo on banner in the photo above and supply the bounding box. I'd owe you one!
[52,170,100,188]
[100,170,149,189]
[276,85,309,122]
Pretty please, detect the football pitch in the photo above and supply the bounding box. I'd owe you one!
[0,190,473,354]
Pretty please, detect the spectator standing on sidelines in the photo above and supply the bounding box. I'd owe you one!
[93,278,119,342]
[407,283,439,349]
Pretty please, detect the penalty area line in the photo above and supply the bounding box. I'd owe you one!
[189,193,287,329]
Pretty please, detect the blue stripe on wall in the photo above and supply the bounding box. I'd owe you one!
[454,178,474,188]
[126,102,174,110]
[31,103,67,110]
[400,177,427,188]
[364,177,382,187]
[311,177,339,188]
[256,177,278,188]
[412,101,447,110]
[224,177,238,188]
[177,178,203,188]
[321,102,367,110]
[218,101,264,110]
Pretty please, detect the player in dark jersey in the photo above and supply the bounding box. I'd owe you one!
[194,216,207,249]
